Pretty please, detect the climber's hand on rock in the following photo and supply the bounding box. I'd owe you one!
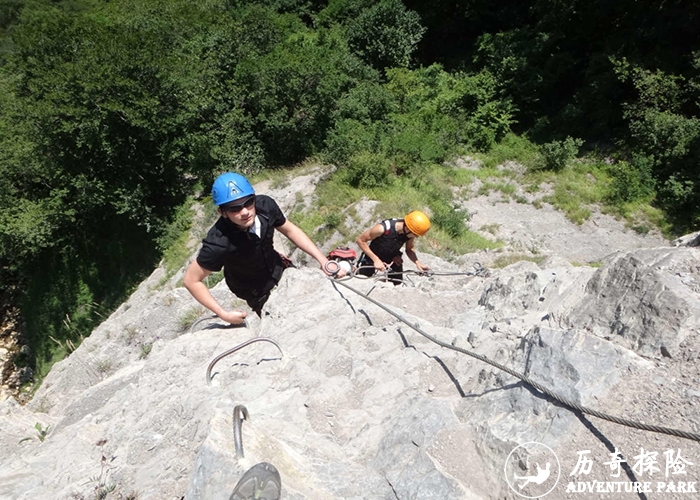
[219,310,247,325]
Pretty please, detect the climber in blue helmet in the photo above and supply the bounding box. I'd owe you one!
[184,172,341,323]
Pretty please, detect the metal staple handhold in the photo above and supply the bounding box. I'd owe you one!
[206,337,283,385]
[233,404,249,459]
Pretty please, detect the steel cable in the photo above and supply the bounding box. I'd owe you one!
[331,278,700,443]
[327,262,490,283]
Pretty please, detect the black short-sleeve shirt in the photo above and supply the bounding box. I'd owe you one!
[197,195,286,290]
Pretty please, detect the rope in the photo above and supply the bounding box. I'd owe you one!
[331,278,700,443]
[206,337,284,385]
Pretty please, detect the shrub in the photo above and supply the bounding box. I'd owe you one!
[324,212,342,229]
[659,175,696,213]
[390,122,449,164]
[324,119,387,165]
[346,0,426,70]
[539,136,584,171]
[342,151,393,189]
[607,157,654,205]
[481,132,540,170]
[430,202,469,238]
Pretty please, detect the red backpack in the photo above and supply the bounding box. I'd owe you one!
[327,246,357,262]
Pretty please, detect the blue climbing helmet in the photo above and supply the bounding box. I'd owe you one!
[211,172,255,206]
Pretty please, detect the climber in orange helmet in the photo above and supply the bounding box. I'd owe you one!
[355,210,431,285]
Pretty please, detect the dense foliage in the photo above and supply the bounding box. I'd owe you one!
[408,0,700,225]
[0,0,698,378]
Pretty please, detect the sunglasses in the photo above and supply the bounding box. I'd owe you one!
[222,196,256,214]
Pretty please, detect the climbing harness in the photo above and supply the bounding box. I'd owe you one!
[233,404,249,458]
[330,278,700,443]
[206,337,284,385]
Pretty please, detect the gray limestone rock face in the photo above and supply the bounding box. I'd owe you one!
[565,247,700,358]
[673,230,700,247]
[1,177,699,499]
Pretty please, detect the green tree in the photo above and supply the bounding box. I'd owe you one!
[615,59,700,227]
[228,20,369,166]
[345,0,425,70]
[1,0,223,374]
[326,64,515,167]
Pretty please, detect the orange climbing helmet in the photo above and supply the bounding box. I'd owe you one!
[404,210,431,236]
